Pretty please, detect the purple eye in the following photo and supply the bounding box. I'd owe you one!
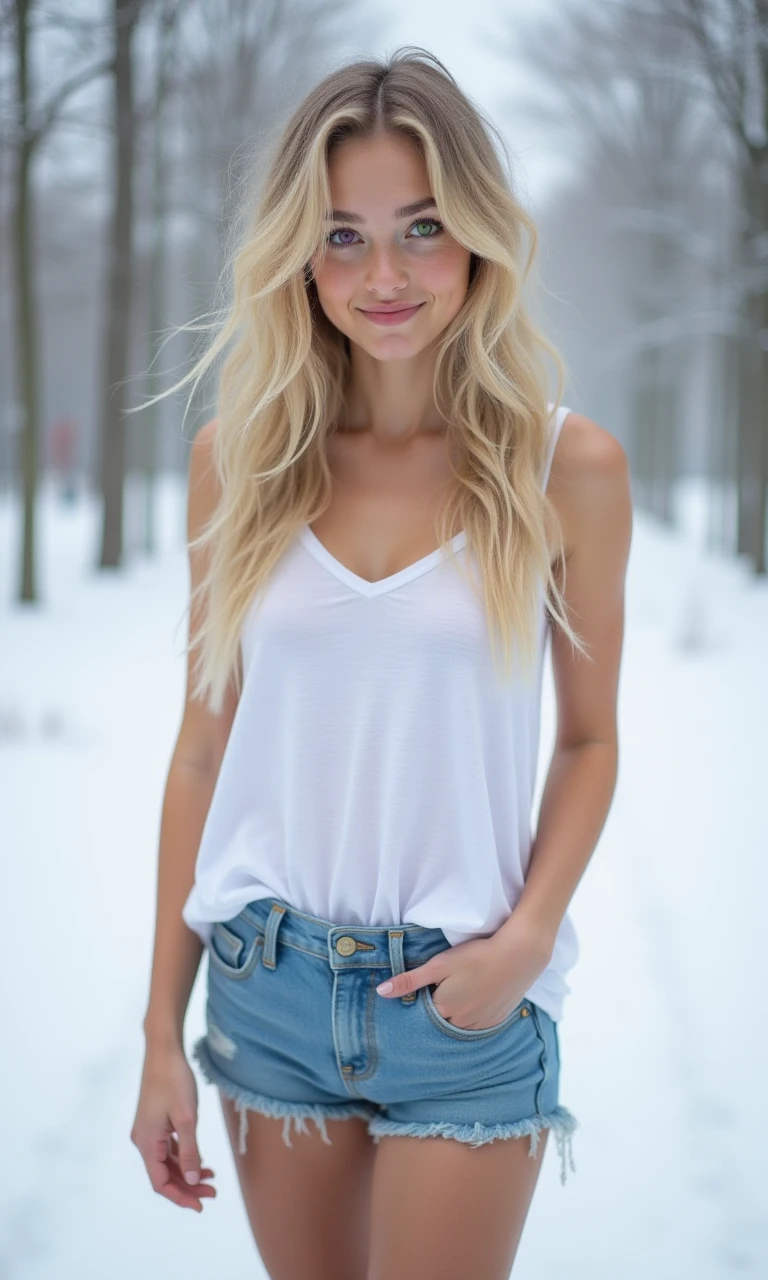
[327,226,359,247]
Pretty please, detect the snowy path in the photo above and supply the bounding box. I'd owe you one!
[1,479,766,1277]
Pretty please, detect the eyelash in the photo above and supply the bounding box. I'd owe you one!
[326,217,445,248]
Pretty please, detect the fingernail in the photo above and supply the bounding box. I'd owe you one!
[185,1170,200,1184]
[376,981,393,994]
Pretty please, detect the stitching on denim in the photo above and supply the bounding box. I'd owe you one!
[529,1003,549,1114]
[208,934,263,981]
[421,987,528,1040]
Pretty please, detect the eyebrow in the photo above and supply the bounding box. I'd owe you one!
[326,197,438,223]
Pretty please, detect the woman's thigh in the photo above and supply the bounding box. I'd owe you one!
[367,1127,550,1280]
[219,1095,377,1280]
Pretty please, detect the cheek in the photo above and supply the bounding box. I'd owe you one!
[422,248,472,309]
[311,256,352,308]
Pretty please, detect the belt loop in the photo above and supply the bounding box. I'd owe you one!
[262,901,285,970]
[388,929,416,1005]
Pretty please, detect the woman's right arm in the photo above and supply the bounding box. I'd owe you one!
[131,417,241,1211]
[142,414,241,1049]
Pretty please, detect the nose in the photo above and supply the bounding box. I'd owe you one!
[364,242,408,294]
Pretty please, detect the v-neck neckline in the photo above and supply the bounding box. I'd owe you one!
[299,524,468,598]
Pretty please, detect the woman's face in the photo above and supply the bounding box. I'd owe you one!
[309,131,472,361]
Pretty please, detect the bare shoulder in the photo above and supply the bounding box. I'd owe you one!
[177,415,240,773]
[195,416,218,445]
[548,411,632,560]
[187,418,220,533]
[189,416,219,479]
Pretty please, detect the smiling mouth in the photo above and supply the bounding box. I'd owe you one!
[362,302,424,312]
[359,302,426,324]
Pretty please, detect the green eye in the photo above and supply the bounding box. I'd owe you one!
[410,218,443,238]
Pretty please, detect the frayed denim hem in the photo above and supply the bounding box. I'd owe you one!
[191,1035,378,1155]
[191,1034,578,1184]
[367,1104,579,1187]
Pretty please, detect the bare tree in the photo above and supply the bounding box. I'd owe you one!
[4,0,381,582]
[492,0,767,572]
[656,0,768,572]
[138,0,181,555]
[4,0,112,602]
[97,0,146,569]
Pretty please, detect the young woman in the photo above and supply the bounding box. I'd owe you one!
[131,46,632,1279]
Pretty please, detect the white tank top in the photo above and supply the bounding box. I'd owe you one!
[182,403,579,1022]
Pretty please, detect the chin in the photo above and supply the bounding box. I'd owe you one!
[361,338,427,360]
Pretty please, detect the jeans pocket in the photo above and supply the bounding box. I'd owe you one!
[208,911,264,981]
[421,984,532,1040]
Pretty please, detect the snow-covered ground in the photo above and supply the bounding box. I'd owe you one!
[1,473,766,1277]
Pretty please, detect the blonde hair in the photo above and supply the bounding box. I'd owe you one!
[137,45,589,714]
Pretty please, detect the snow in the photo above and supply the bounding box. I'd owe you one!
[1,473,766,1276]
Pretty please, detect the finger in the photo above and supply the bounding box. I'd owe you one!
[171,1113,203,1184]
[144,1156,207,1210]
[159,1155,217,1207]
[158,1182,204,1212]
[166,1149,216,1200]
[376,965,434,998]
[167,1167,217,1200]
[169,1135,216,1180]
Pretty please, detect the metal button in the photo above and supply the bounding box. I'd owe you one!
[335,936,357,956]
[521,1007,530,1017]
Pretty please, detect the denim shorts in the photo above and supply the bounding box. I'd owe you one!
[190,895,578,1186]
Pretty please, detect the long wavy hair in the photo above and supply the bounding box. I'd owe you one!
[136,46,590,715]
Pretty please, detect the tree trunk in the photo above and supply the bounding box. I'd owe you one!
[13,0,40,603]
[755,167,768,575]
[736,154,767,571]
[97,0,139,568]
[142,0,177,555]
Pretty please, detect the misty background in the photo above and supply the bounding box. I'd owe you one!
[2,0,765,582]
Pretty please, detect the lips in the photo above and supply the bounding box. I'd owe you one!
[362,304,423,313]
[359,302,425,325]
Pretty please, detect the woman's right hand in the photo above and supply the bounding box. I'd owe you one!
[130,1044,217,1213]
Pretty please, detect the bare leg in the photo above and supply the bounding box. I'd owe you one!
[367,1127,550,1280]
[218,1091,376,1280]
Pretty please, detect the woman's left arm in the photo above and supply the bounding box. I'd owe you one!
[375,416,633,1017]
[495,413,634,959]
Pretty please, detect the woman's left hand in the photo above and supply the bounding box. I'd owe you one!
[375,915,552,1031]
